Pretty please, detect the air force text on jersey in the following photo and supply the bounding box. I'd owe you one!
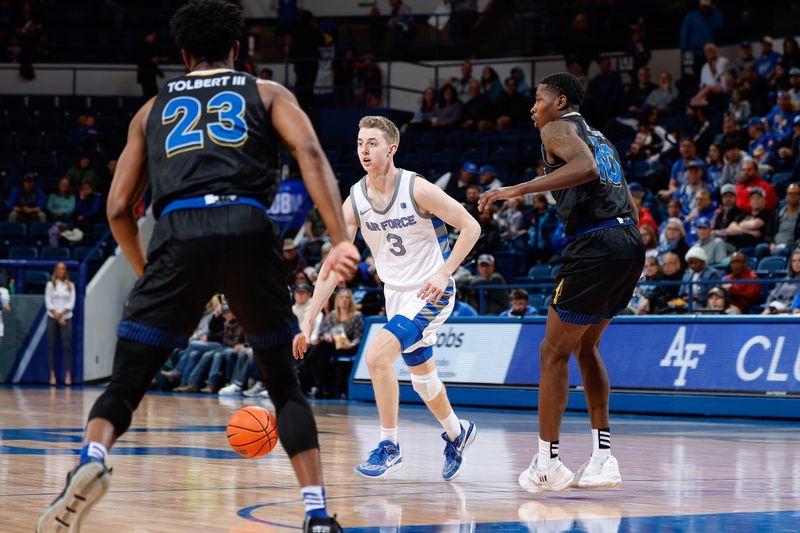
[364,215,417,232]
[166,75,248,93]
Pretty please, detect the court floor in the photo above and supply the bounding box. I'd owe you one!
[1,387,799,532]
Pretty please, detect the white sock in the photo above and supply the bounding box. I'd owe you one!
[380,426,398,443]
[438,411,462,442]
[537,437,558,469]
[592,428,611,457]
[300,485,326,517]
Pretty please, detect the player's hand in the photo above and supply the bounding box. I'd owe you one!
[478,186,511,212]
[292,333,308,360]
[320,241,359,283]
[418,270,449,305]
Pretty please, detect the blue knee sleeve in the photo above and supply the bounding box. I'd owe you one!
[402,345,433,367]
[384,315,423,351]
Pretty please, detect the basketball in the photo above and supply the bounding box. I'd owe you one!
[226,406,278,459]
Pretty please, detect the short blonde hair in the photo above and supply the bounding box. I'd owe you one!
[358,115,399,146]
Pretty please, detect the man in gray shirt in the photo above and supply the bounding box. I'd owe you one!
[769,184,800,252]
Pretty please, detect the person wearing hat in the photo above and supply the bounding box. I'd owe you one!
[478,165,503,191]
[7,173,47,223]
[734,159,777,212]
[722,252,762,312]
[724,185,776,250]
[282,238,307,286]
[766,91,798,141]
[732,41,756,74]
[660,137,705,202]
[705,285,731,313]
[628,182,657,231]
[678,246,722,306]
[713,182,743,232]
[441,161,479,204]
[693,215,727,264]
[755,36,781,80]
[466,253,508,315]
[674,160,707,215]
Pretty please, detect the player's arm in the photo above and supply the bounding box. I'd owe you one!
[259,81,358,282]
[478,120,598,211]
[293,198,359,359]
[106,98,155,278]
[413,177,481,303]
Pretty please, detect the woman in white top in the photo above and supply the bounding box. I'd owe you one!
[0,283,10,343]
[45,262,76,385]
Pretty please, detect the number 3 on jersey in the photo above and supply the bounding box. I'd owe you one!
[386,233,406,256]
[587,136,622,186]
[162,91,248,157]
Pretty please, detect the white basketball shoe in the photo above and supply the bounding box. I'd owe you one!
[571,454,622,489]
[518,453,574,493]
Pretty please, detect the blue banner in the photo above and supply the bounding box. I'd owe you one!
[266,179,312,233]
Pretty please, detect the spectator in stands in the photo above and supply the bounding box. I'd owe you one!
[405,86,436,132]
[678,246,722,307]
[739,65,770,116]
[0,280,9,345]
[451,295,478,317]
[774,116,800,177]
[136,30,165,98]
[660,138,705,201]
[299,208,327,259]
[460,79,497,131]
[500,288,537,317]
[387,0,414,59]
[732,41,756,74]
[96,158,116,198]
[766,91,798,141]
[70,114,99,153]
[725,187,775,250]
[333,48,356,108]
[218,346,264,397]
[478,165,502,192]
[694,216,728,265]
[287,10,322,111]
[726,87,751,124]
[450,59,475,101]
[442,162,479,204]
[467,253,507,315]
[716,119,748,151]
[562,13,593,75]
[446,0,478,57]
[645,71,679,113]
[478,66,503,103]
[686,191,717,243]
[761,250,800,313]
[46,177,75,223]
[658,217,690,266]
[431,84,463,131]
[639,224,659,259]
[628,256,662,314]
[720,141,751,186]
[15,0,43,80]
[45,262,75,386]
[713,183,743,232]
[658,199,683,236]
[510,67,531,98]
[356,55,383,107]
[8,173,46,223]
[306,288,363,398]
[282,238,307,286]
[475,207,501,255]
[675,161,708,215]
[789,68,800,108]
[258,67,273,80]
[705,142,724,190]
[735,160,777,212]
[528,193,558,264]
[626,23,651,72]
[161,298,225,387]
[755,36,781,80]
[704,286,733,313]
[690,43,731,107]
[495,76,531,130]
[641,251,685,314]
[626,66,657,115]
[629,183,657,231]
[66,155,97,188]
[782,37,800,69]
[73,181,102,237]
[583,56,624,128]
[680,0,723,69]
[747,117,777,166]
[722,252,762,313]
[497,197,526,240]
[769,183,800,253]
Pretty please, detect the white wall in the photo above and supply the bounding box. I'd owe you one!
[82,213,155,381]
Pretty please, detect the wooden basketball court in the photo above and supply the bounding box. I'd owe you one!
[1,387,799,532]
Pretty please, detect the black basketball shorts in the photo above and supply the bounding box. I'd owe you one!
[117,205,297,351]
[551,223,645,325]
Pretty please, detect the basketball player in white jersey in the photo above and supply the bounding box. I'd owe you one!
[294,115,481,480]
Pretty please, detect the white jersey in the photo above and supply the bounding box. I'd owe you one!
[351,169,450,290]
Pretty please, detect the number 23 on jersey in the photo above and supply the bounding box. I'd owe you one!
[162,90,248,157]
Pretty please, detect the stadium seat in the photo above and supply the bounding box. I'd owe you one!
[757,256,787,275]
[28,221,53,247]
[41,246,71,260]
[460,146,484,165]
[549,263,562,278]
[74,246,104,262]
[528,264,552,279]
[23,269,50,293]
[14,133,44,152]
[493,250,516,281]
[8,245,39,259]
[92,223,111,242]
[34,112,63,132]
[446,130,473,146]
[528,293,546,312]
[0,222,27,247]
[24,153,57,175]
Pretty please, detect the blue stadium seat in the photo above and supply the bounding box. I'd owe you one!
[92,223,111,242]
[24,153,57,174]
[528,293,546,312]
[446,130,473,145]
[28,221,52,247]
[0,222,27,247]
[8,245,38,259]
[527,264,552,279]
[460,146,484,166]
[74,246,103,262]
[493,250,516,281]
[23,269,50,293]
[14,133,43,152]
[41,246,70,260]
[757,256,787,275]
[549,263,562,278]
[0,154,22,175]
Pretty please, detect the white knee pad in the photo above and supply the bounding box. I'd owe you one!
[410,368,443,402]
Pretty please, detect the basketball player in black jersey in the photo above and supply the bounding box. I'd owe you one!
[480,72,645,492]
[37,2,357,532]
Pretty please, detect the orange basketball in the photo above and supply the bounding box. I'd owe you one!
[226,406,278,458]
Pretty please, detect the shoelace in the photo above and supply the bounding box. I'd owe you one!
[443,438,459,460]
[367,445,392,465]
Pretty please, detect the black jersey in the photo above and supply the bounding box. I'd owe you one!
[541,112,632,236]
[145,69,279,217]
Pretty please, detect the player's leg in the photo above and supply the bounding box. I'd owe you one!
[219,206,340,533]
[37,211,216,533]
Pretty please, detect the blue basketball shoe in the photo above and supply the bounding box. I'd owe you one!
[37,459,112,532]
[442,420,477,481]
[354,440,403,479]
